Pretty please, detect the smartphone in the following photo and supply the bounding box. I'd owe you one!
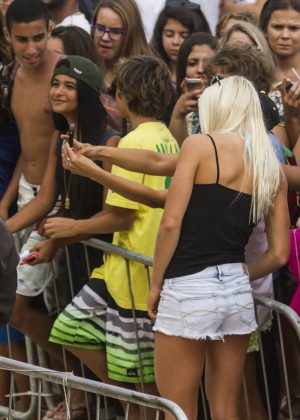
[273,79,294,92]
[68,123,75,148]
[20,251,40,265]
[285,80,294,93]
[186,78,202,92]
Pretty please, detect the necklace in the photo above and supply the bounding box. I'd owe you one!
[63,169,72,210]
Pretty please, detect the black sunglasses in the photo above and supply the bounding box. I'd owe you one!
[210,75,225,86]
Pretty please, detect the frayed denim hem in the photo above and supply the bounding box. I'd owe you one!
[153,326,257,342]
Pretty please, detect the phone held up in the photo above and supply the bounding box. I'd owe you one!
[68,123,75,148]
[273,79,294,93]
[186,78,202,92]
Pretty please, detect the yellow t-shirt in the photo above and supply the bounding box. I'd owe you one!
[91,121,179,310]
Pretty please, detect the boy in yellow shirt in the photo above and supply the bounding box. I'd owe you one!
[45,56,178,398]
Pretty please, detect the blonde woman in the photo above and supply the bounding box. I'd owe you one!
[148,76,290,420]
[220,20,274,62]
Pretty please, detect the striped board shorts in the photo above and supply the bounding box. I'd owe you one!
[49,278,155,384]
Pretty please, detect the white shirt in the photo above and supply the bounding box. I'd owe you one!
[192,0,221,34]
[135,0,165,42]
[56,11,91,34]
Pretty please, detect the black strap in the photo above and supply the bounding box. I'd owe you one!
[206,134,220,184]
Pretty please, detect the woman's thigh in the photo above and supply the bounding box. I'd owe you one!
[205,334,250,418]
[154,332,207,419]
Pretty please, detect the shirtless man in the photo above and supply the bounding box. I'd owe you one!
[0,3,87,415]
[0,0,60,216]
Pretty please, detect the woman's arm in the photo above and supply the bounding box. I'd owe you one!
[149,136,202,318]
[283,164,300,190]
[247,175,290,281]
[62,143,167,208]
[5,133,59,234]
[62,136,177,176]
[100,134,121,204]
[221,0,266,14]
[169,90,200,146]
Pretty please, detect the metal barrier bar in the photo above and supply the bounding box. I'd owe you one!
[0,356,188,420]
[2,237,300,419]
[254,293,300,420]
[253,293,300,339]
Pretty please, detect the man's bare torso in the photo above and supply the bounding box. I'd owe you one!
[11,51,60,185]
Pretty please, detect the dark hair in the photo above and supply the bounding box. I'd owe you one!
[51,26,102,68]
[53,80,109,221]
[176,31,217,93]
[52,79,107,144]
[151,5,210,66]
[260,0,300,34]
[204,43,275,92]
[5,0,49,33]
[114,55,175,120]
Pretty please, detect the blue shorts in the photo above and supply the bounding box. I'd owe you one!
[0,326,24,343]
[153,263,258,340]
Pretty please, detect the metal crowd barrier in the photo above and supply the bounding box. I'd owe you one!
[1,238,300,419]
[0,356,187,419]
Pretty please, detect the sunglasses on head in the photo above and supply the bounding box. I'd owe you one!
[210,75,225,86]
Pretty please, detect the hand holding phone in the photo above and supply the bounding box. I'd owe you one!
[68,123,75,148]
[20,250,40,265]
[273,79,294,92]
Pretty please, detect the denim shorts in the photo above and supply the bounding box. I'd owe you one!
[153,263,258,340]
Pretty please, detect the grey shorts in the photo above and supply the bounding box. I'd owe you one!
[153,263,258,340]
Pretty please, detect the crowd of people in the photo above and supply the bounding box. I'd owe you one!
[0,0,299,419]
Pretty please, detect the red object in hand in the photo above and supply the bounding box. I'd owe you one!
[20,251,40,264]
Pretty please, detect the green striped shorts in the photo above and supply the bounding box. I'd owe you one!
[49,278,155,383]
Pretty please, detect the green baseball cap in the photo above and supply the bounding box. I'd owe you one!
[53,55,102,94]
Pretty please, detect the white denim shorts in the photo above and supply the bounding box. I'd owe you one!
[153,263,258,340]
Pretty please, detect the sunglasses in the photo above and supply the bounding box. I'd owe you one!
[210,75,224,86]
[92,24,126,41]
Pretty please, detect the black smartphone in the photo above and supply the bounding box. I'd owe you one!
[285,80,294,93]
[68,123,75,148]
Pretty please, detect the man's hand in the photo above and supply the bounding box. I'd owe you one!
[26,239,59,265]
[62,142,99,178]
[43,217,78,239]
[61,135,102,161]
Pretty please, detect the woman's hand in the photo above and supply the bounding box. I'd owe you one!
[174,91,200,119]
[62,142,99,177]
[148,285,162,320]
[43,217,78,239]
[61,135,102,161]
[282,80,300,119]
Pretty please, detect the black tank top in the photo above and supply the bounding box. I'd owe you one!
[165,134,255,279]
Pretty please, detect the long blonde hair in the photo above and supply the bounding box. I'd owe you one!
[199,76,281,223]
